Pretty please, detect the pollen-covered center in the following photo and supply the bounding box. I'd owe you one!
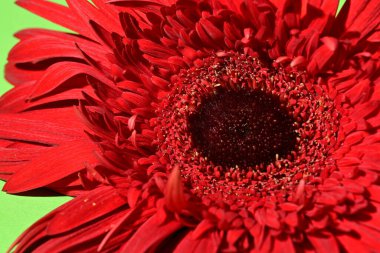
[188,89,297,167]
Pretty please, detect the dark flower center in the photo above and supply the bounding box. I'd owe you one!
[156,52,340,201]
[188,89,297,167]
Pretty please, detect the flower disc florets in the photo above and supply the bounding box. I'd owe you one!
[156,52,340,203]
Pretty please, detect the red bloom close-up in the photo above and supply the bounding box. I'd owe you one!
[1,0,380,252]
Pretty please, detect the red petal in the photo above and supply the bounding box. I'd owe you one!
[9,37,82,63]
[343,0,380,45]
[0,146,47,162]
[272,235,295,253]
[199,19,224,42]
[3,140,98,193]
[174,230,221,253]
[367,184,380,203]
[47,186,127,235]
[29,62,112,100]
[320,37,338,51]
[5,62,44,86]
[337,234,377,253]
[138,39,178,58]
[38,209,130,252]
[339,221,380,251]
[119,215,183,253]
[16,0,88,34]
[0,109,85,144]
[192,219,215,239]
[173,231,199,253]
[307,44,336,74]
[165,165,186,212]
[174,232,221,253]
[9,29,107,64]
[308,233,340,253]
[67,0,124,35]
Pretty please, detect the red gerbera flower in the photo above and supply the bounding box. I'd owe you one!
[1,0,380,252]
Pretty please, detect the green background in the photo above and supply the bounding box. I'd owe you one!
[0,0,346,251]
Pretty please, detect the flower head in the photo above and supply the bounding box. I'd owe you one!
[1,0,379,252]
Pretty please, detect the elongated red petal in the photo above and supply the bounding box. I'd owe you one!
[0,110,85,144]
[3,140,98,193]
[29,62,113,100]
[47,186,127,235]
[119,215,183,253]
[16,0,88,34]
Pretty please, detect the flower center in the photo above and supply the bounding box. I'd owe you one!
[155,52,339,202]
[188,89,297,167]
